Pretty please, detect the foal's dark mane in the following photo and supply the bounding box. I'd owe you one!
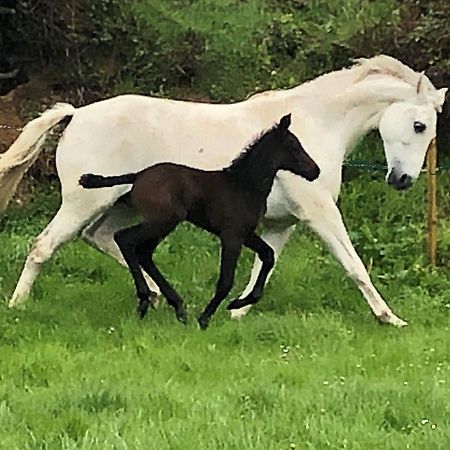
[224,127,274,172]
[223,124,280,191]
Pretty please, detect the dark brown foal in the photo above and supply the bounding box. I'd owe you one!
[80,114,320,329]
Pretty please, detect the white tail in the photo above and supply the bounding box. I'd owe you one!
[0,102,76,214]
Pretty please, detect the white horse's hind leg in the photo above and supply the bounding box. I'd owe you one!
[81,201,161,298]
[9,202,106,307]
[230,224,296,319]
[289,189,407,327]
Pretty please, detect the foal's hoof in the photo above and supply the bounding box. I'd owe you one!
[176,309,188,325]
[137,300,151,319]
[227,297,252,310]
[197,315,210,330]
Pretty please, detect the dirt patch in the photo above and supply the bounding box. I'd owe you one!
[0,70,77,151]
[0,73,72,206]
[0,90,23,153]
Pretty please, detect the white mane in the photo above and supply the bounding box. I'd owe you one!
[353,55,436,90]
[248,55,437,101]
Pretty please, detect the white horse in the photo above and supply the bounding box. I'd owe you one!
[0,55,446,326]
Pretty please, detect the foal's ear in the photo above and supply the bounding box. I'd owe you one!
[278,113,292,131]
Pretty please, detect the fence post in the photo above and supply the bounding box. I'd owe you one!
[426,138,438,266]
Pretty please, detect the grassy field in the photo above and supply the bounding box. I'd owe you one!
[1,167,450,449]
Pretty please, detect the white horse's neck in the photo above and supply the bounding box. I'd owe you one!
[276,68,419,159]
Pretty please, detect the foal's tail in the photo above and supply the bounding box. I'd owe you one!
[0,102,76,214]
[79,172,138,189]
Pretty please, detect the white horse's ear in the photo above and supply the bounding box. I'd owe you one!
[433,87,448,112]
[416,72,427,96]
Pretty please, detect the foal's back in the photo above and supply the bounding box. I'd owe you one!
[131,163,252,233]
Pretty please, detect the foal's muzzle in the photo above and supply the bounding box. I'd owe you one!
[303,165,320,182]
[387,169,413,191]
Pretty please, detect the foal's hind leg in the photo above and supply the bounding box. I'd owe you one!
[82,200,161,305]
[113,224,158,318]
[198,234,242,330]
[136,239,187,324]
[227,233,275,311]
[9,202,104,307]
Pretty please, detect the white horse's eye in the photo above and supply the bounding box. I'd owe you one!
[414,121,426,133]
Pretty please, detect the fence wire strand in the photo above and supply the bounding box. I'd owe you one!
[343,160,450,172]
[0,123,61,136]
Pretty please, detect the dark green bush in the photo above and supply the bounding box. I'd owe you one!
[1,0,207,99]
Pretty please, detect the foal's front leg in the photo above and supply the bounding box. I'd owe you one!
[230,224,295,319]
[227,233,275,310]
[198,234,242,330]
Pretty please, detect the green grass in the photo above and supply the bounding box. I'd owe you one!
[1,168,450,449]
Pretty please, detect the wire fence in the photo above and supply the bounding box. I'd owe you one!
[343,161,387,171]
[343,160,450,173]
[0,123,60,136]
[0,124,22,131]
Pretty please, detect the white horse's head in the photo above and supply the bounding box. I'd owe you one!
[379,75,447,190]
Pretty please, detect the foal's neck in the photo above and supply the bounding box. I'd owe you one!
[225,136,279,200]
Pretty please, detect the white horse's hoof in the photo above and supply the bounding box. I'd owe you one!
[377,311,407,327]
[230,305,252,320]
[149,292,160,309]
[8,295,26,308]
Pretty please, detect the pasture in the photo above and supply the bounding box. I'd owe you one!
[1,158,450,449]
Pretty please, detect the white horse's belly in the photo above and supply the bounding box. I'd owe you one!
[265,180,296,222]
[263,166,341,230]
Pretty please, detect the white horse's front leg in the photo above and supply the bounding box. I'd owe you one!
[230,224,296,319]
[290,189,407,327]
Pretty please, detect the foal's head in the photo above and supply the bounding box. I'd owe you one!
[269,114,320,182]
[225,114,320,185]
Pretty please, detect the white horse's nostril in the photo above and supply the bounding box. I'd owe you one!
[387,170,412,190]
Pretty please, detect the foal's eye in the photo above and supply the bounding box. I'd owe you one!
[414,121,426,133]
